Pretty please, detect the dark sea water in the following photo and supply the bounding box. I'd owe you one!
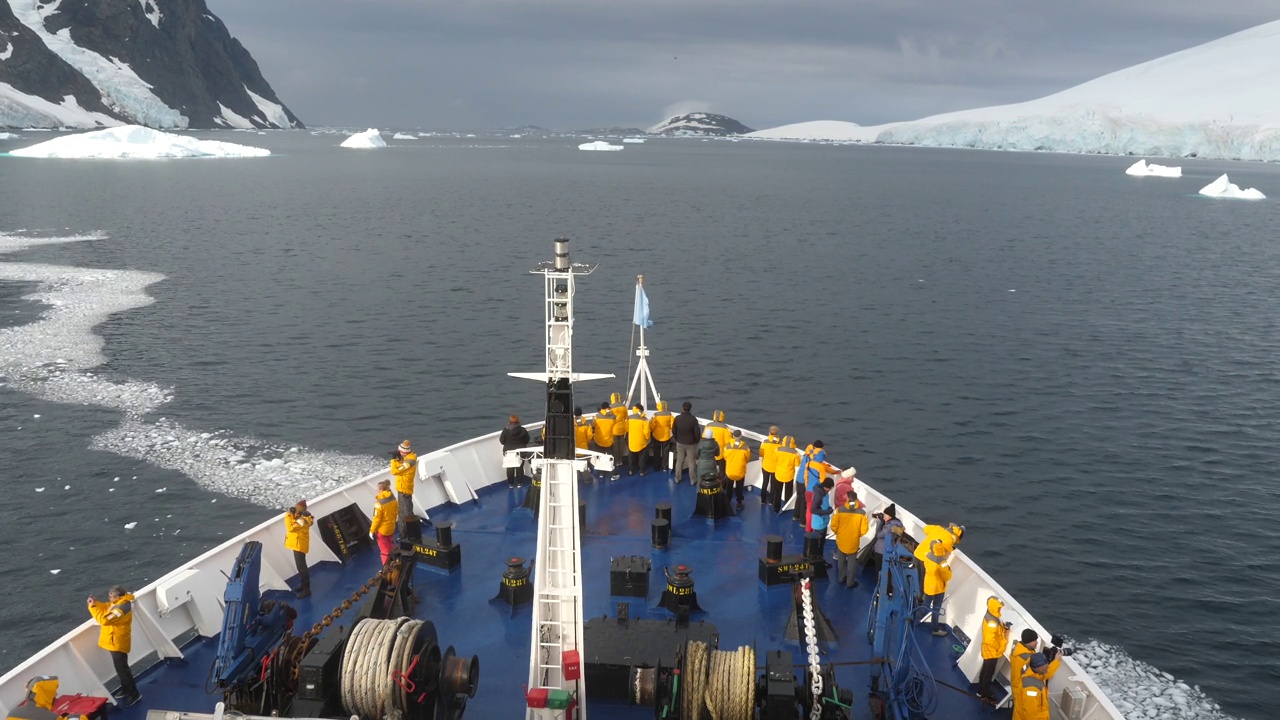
[1,131,1278,717]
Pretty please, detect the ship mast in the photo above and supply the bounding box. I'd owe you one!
[623,275,662,409]
[515,238,599,719]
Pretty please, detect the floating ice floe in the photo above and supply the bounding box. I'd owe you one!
[124,522,137,529]
[1125,159,1182,178]
[8,125,271,159]
[622,138,645,144]
[340,129,387,149]
[1198,173,1265,199]
[391,132,417,140]
[1070,639,1234,720]
[578,141,623,152]
[155,487,166,493]
[34,487,44,492]
[0,133,19,140]
[49,569,60,575]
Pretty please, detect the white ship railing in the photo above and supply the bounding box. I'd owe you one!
[0,420,1124,720]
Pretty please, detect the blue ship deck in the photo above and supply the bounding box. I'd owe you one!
[115,469,1009,719]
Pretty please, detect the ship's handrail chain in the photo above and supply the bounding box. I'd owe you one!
[0,420,1124,720]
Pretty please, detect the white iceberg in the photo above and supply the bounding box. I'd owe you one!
[8,125,270,159]
[340,129,386,149]
[622,138,646,144]
[1198,174,1265,200]
[392,132,417,140]
[124,522,137,529]
[0,132,19,140]
[578,141,623,152]
[1125,159,1182,178]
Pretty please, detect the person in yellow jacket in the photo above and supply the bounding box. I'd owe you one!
[626,404,652,476]
[648,401,674,473]
[609,392,628,470]
[371,479,399,564]
[573,407,594,483]
[770,435,801,514]
[591,401,620,480]
[706,410,731,474]
[829,493,870,588]
[722,430,752,510]
[1012,651,1061,720]
[758,426,781,504]
[978,596,1013,698]
[1009,629,1040,699]
[913,522,965,565]
[284,500,314,598]
[87,585,139,705]
[921,539,953,637]
[390,440,418,537]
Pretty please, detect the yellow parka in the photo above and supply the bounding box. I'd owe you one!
[1011,655,1061,720]
[759,433,781,473]
[649,402,674,442]
[914,523,963,565]
[574,416,593,449]
[284,510,314,554]
[1009,640,1037,697]
[371,489,398,537]
[592,410,617,448]
[921,540,953,595]
[981,596,1011,660]
[722,437,751,480]
[829,503,869,554]
[391,453,418,495]
[88,593,135,653]
[706,411,730,460]
[772,436,801,483]
[609,393,628,438]
[627,410,652,452]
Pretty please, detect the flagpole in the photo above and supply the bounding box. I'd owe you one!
[625,275,662,409]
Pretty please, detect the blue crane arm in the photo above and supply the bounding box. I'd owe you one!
[212,541,265,686]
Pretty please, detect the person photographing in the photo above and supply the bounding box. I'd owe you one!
[284,500,314,598]
[87,586,140,707]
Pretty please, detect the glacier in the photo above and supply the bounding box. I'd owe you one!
[750,19,1280,162]
[1198,174,1265,200]
[1125,159,1181,178]
[340,129,386,149]
[8,125,270,159]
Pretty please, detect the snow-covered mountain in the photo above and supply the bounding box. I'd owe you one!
[0,0,300,129]
[649,113,753,136]
[751,19,1280,161]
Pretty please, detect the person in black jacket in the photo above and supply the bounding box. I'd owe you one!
[500,414,531,488]
[671,401,701,484]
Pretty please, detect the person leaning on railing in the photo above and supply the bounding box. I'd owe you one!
[626,403,652,477]
[758,427,782,505]
[87,586,140,707]
[671,402,701,484]
[591,401,619,481]
[648,401,674,474]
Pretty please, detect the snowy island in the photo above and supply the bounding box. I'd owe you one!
[750,19,1280,162]
[649,113,753,136]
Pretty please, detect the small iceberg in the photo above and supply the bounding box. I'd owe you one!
[392,132,417,140]
[9,125,270,159]
[578,141,623,152]
[124,522,137,529]
[622,138,645,144]
[340,129,387,149]
[1125,159,1181,178]
[1199,174,1265,200]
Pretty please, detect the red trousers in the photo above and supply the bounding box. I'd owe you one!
[376,533,394,564]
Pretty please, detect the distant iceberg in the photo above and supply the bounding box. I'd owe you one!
[0,132,19,140]
[8,125,270,159]
[1125,159,1182,178]
[392,132,417,140]
[1198,174,1265,200]
[622,138,646,144]
[578,141,623,152]
[340,129,386,149]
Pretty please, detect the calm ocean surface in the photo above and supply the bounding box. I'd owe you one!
[0,131,1277,717]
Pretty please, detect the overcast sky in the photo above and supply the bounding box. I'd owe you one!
[209,0,1278,131]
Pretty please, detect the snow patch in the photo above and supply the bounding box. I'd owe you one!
[578,141,623,152]
[1125,159,1182,178]
[137,0,161,28]
[392,132,417,140]
[1198,173,1265,199]
[217,103,255,130]
[0,85,119,129]
[0,42,12,62]
[243,86,292,129]
[340,129,386,149]
[748,120,874,143]
[10,125,270,159]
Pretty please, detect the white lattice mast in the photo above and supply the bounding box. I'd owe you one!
[624,275,662,409]
[516,238,596,719]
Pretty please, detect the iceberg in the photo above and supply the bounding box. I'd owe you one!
[1124,159,1181,178]
[1198,174,1265,200]
[622,138,646,144]
[8,125,270,159]
[392,132,417,140]
[340,129,386,149]
[578,141,623,151]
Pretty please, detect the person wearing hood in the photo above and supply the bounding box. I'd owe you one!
[979,595,1013,698]
[499,414,531,488]
[626,403,652,476]
[872,503,905,575]
[609,392,628,470]
[371,478,398,564]
[87,585,140,706]
[771,436,801,513]
[758,426,781,504]
[914,522,965,565]
[829,492,870,588]
[921,539,953,636]
[390,440,419,538]
[722,429,752,510]
[706,410,731,476]
[833,467,855,509]
[809,477,835,556]
[1013,651,1062,720]
[696,427,720,482]
[671,401,701,484]
[803,441,835,531]
[284,499,314,598]
[591,401,620,481]
[648,401,674,473]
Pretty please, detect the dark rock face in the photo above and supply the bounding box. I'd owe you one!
[0,2,116,122]
[0,0,300,128]
[648,113,754,136]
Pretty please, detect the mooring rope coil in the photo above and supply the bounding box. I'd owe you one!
[684,640,709,720]
[341,618,432,719]
[704,645,755,720]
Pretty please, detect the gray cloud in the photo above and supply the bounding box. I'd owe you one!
[209,0,1279,130]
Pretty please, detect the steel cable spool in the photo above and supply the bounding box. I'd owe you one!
[439,646,480,699]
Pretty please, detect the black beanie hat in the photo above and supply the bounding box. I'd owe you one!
[1021,629,1039,644]
[883,503,897,518]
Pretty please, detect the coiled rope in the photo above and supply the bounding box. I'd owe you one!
[684,640,755,720]
[340,617,430,719]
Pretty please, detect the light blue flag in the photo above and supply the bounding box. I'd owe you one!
[633,283,653,328]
